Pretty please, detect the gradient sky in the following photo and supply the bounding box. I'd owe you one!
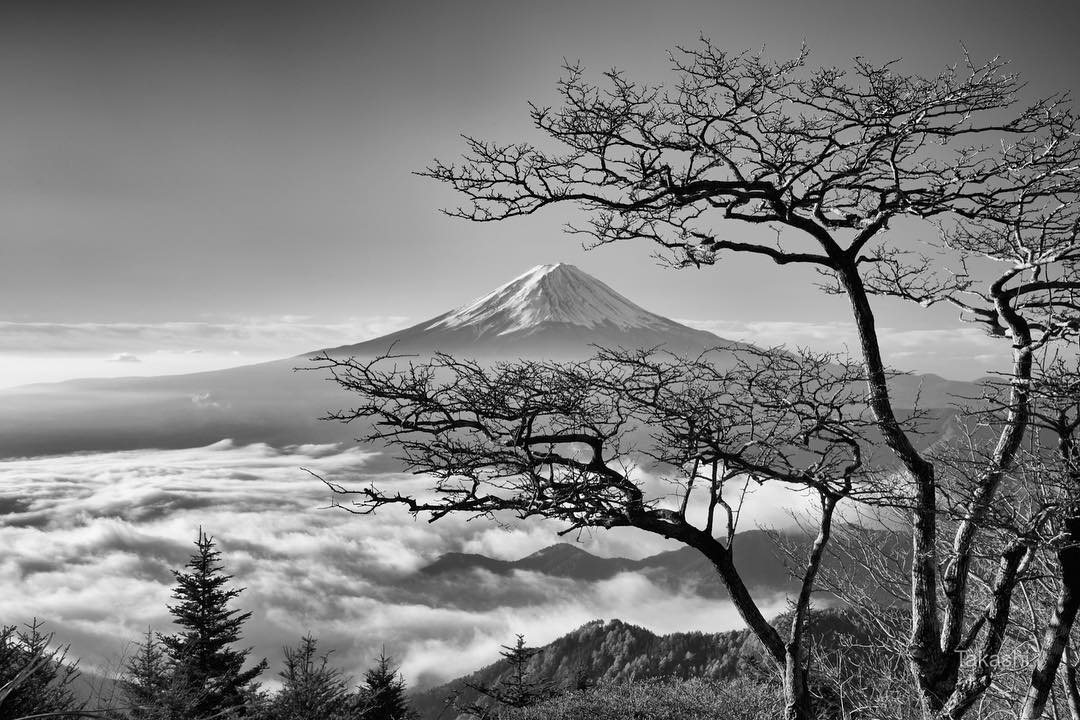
[3,0,1080,383]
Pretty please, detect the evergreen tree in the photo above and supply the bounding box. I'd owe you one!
[121,628,201,720]
[273,635,354,720]
[0,619,82,719]
[459,635,556,719]
[160,528,267,718]
[495,636,555,709]
[122,628,169,719]
[358,650,412,720]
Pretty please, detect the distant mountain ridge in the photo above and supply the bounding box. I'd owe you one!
[0,262,975,457]
[419,534,799,597]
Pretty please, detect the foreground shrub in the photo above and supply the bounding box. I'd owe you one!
[0,620,83,719]
[498,676,781,720]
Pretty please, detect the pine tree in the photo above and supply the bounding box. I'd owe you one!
[122,628,201,720]
[497,635,553,708]
[160,528,267,718]
[358,650,412,720]
[459,635,557,718]
[122,628,169,719]
[273,635,353,720]
[0,619,82,719]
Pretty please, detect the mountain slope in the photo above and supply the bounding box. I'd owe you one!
[408,618,764,719]
[430,263,672,334]
[322,263,733,359]
[0,263,971,458]
[0,264,733,457]
[408,611,869,720]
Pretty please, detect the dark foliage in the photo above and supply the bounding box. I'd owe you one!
[359,651,414,720]
[497,677,780,720]
[455,636,558,718]
[272,635,356,720]
[121,628,197,720]
[157,529,267,718]
[0,619,82,719]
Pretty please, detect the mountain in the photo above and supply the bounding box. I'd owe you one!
[418,533,800,598]
[420,543,636,582]
[407,618,764,719]
[321,263,733,359]
[0,263,968,458]
[0,264,736,458]
[408,611,869,719]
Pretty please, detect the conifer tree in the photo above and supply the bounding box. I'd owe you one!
[495,636,555,709]
[122,628,170,719]
[160,528,267,718]
[458,635,557,719]
[122,627,202,720]
[358,650,412,720]
[0,619,82,719]
[273,635,354,720]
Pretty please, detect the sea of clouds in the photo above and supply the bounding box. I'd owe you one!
[0,440,799,690]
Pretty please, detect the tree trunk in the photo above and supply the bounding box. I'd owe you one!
[836,265,951,716]
[1065,644,1080,720]
[941,540,1030,719]
[1020,516,1080,720]
[784,645,813,720]
[661,524,787,666]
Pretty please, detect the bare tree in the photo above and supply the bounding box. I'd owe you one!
[314,345,883,719]
[419,40,1080,718]
[819,355,1080,719]
[1012,357,1080,719]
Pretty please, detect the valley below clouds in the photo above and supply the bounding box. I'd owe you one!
[0,440,790,689]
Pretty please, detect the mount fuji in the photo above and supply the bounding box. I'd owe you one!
[0,263,968,457]
[321,263,730,359]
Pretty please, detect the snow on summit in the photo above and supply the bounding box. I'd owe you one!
[319,261,727,360]
[428,263,670,335]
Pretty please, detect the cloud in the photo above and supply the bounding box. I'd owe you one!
[190,392,226,409]
[0,315,413,387]
[0,441,808,690]
[679,318,1007,379]
[0,317,411,355]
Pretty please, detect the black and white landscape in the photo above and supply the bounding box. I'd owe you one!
[3,3,1080,720]
[0,264,822,688]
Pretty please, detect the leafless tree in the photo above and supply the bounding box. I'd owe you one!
[420,40,1080,718]
[1009,357,1080,720]
[313,346,883,720]
[819,356,1080,719]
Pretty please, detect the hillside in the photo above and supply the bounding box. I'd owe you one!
[409,611,867,720]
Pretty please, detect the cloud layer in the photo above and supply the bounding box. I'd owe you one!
[0,316,410,388]
[679,318,1007,379]
[0,441,793,690]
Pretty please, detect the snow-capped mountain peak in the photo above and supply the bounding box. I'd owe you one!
[427,263,669,335]
[322,261,730,359]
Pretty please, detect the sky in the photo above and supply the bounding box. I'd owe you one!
[2,0,1080,383]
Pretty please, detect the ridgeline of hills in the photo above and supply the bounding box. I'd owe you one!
[409,612,867,720]
[417,533,800,599]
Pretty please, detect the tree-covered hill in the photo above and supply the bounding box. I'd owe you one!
[409,611,866,720]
